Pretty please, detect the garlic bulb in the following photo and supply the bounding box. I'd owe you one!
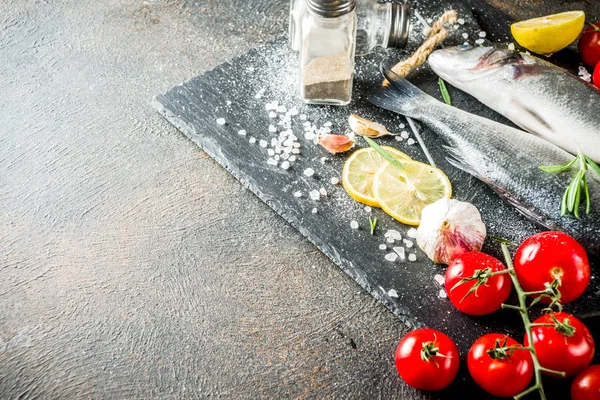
[416,198,486,265]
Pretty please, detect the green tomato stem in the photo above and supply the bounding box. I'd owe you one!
[500,243,549,400]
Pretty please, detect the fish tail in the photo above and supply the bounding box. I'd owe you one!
[367,67,438,119]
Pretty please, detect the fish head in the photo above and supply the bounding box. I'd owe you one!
[429,46,523,85]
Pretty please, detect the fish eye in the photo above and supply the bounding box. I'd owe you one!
[457,44,472,51]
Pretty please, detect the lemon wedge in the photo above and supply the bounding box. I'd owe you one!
[372,160,452,225]
[342,146,411,207]
[511,11,585,55]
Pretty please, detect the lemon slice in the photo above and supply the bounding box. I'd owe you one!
[511,11,585,55]
[373,160,452,225]
[342,146,411,207]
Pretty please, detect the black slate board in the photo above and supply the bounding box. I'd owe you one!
[154,3,599,398]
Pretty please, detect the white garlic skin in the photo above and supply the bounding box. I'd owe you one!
[416,198,486,265]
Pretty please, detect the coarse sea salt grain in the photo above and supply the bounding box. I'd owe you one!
[268,125,276,133]
[386,237,395,244]
[350,220,359,229]
[364,206,372,213]
[281,161,290,170]
[331,177,339,185]
[293,191,302,198]
[434,274,445,286]
[388,289,399,298]
[323,121,332,127]
[385,252,398,262]
[462,33,468,39]
[579,66,592,82]
[508,43,515,50]
[395,136,403,141]
[311,207,318,214]
[407,138,416,145]
[439,289,447,299]
[254,88,265,99]
[226,100,232,106]
[479,31,487,38]
[249,137,256,144]
[393,247,406,260]
[379,244,387,250]
[403,239,413,248]
[400,131,409,139]
[300,114,307,120]
[309,189,320,201]
[319,187,327,196]
[268,111,277,118]
[216,118,226,125]
[458,18,465,25]
[385,230,402,240]
[407,228,418,238]
[304,168,315,177]
[408,254,417,262]
[238,129,246,136]
[475,38,485,45]
[267,149,275,156]
[259,140,268,148]
[289,155,297,162]
[267,158,277,166]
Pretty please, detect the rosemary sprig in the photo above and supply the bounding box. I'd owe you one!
[364,137,405,170]
[369,216,378,235]
[539,150,600,217]
[438,78,452,105]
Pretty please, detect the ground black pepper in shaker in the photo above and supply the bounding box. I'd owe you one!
[299,0,357,106]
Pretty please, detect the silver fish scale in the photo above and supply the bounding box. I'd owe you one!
[419,102,600,253]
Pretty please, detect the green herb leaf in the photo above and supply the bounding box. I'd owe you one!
[489,236,517,246]
[369,216,378,235]
[438,78,452,105]
[539,157,577,174]
[364,137,405,171]
[584,155,600,177]
[541,152,596,217]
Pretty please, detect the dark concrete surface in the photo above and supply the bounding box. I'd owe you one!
[1,1,598,399]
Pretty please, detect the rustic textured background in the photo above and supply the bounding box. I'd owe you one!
[1,0,598,398]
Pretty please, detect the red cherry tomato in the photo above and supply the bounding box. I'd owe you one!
[395,328,460,391]
[445,252,512,316]
[467,333,534,397]
[514,231,590,304]
[594,63,600,90]
[524,312,595,378]
[579,23,600,67]
[572,365,600,400]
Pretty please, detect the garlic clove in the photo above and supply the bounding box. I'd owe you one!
[317,134,355,154]
[416,198,486,265]
[348,114,392,138]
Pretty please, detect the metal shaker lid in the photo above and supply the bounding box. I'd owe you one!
[388,2,411,49]
[306,0,356,18]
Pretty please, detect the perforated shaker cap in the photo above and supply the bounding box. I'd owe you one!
[306,0,356,18]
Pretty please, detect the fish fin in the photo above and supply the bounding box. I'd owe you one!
[498,192,558,231]
[504,98,555,137]
[366,67,437,118]
[443,145,481,178]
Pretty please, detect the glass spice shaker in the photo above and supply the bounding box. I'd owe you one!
[355,0,411,56]
[289,0,411,56]
[300,0,357,106]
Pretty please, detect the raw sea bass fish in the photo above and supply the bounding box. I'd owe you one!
[367,69,600,254]
[428,46,600,163]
